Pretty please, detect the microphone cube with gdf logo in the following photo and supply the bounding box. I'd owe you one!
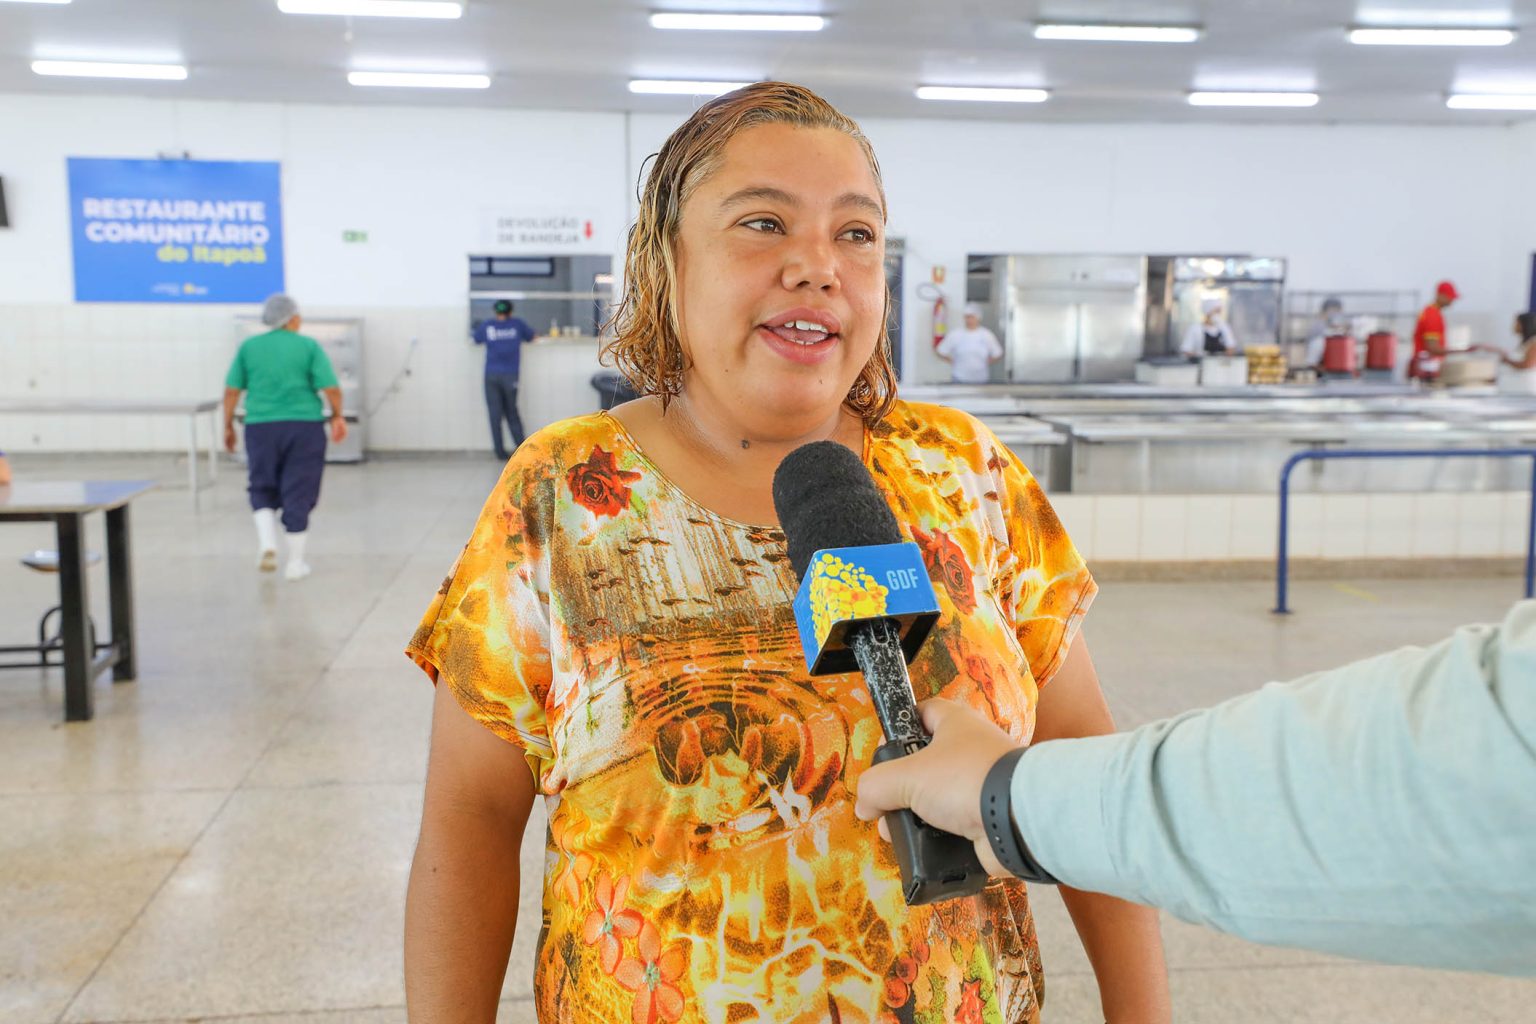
[792,542,941,676]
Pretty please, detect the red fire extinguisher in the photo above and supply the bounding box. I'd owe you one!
[918,281,948,347]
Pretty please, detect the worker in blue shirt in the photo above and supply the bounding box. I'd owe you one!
[855,601,1536,977]
[473,300,536,460]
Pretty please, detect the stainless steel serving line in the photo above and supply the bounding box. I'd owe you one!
[899,384,1536,493]
[975,416,1068,490]
[983,416,1067,447]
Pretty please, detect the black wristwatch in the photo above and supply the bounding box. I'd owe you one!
[980,748,1060,885]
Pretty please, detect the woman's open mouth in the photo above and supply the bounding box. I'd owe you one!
[758,309,843,365]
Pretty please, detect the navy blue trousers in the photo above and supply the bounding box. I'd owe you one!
[484,374,524,458]
[245,420,327,533]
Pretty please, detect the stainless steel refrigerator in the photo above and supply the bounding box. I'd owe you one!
[980,255,1148,383]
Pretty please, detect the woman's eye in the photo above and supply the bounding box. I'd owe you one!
[841,227,877,244]
[741,217,783,233]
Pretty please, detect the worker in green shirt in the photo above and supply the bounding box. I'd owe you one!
[223,294,347,580]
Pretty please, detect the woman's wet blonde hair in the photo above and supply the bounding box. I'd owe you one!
[603,81,898,425]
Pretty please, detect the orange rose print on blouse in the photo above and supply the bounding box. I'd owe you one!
[567,444,642,518]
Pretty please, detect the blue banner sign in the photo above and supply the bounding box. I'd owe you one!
[68,158,284,302]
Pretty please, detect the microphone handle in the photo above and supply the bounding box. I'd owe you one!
[848,618,990,905]
[847,616,926,749]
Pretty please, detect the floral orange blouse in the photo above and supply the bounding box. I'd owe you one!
[407,399,1095,1024]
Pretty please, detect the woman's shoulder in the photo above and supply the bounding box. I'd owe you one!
[499,411,634,489]
[512,412,626,462]
[878,398,997,451]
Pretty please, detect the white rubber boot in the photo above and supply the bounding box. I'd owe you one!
[284,531,311,581]
[254,509,278,572]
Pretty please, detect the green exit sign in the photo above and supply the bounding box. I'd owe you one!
[342,230,369,243]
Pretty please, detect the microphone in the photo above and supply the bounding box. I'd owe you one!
[773,440,989,905]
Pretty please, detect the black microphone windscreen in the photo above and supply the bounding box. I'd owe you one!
[772,441,903,582]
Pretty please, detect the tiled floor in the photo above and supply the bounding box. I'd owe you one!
[2,453,1531,1023]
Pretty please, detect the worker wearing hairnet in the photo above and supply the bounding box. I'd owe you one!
[1180,297,1238,358]
[223,293,347,581]
[1305,296,1347,369]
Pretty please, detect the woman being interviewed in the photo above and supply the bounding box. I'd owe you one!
[404,82,1169,1023]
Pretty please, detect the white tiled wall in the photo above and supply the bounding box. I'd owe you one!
[0,301,493,452]
[1457,493,1505,558]
[1364,494,1414,558]
[1184,496,1233,561]
[1043,491,1530,562]
[1502,492,1532,555]
[1412,494,1460,558]
[1138,495,1188,561]
[1091,495,1143,560]
[1321,494,1371,560]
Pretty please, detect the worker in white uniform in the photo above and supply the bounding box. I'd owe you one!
[935,302,1003,384]
[1180,297,1238,359]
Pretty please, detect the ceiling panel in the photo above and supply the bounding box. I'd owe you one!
[0,0,1533,124]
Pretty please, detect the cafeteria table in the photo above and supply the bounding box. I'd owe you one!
[0,480,155,721]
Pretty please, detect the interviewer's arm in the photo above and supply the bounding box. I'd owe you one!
[405,680,538,1022]
[1014,602,1536,975]
[1031,641,1170,1024]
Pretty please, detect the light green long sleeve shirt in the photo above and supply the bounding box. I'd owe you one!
[1012,601,1536,976]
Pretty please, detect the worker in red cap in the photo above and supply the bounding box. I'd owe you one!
[1410,280,1460,381]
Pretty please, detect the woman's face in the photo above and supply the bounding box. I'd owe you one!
[672,123,886,441]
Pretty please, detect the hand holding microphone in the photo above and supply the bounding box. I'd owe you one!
[853,698,1022,877]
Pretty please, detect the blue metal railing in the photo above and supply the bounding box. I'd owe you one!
[1274,447,1536,614]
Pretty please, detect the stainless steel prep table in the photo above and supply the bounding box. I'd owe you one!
[978,416,1068,489]
[897,384,1536,493]
[1049,414,1536,493]
[0,398,220,509]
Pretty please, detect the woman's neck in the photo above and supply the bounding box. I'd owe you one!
[663,393,862,478]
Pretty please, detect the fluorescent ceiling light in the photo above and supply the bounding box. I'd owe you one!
[1447,93,1536,110]
[916,85,1049,103]
[1348,27,1514,46]
[628,79,750,96]
[1034,24,1200,43]
[649,13,825,31]
[348,71,489,88]
[278,0,463,18]
[32,60,187,80]
[1189,91,1319,107]
[2,1,74,6]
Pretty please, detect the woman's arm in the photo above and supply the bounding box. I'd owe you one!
[321,386,348,443]
[1504,343,1536,370]
[406,679,538,1023]
[222,387,242,453]
[1033,639,1172,1024]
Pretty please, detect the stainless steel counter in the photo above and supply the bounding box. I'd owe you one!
[900,381,1422,404]
[984,416,1066,446]
[898,383,1536,494]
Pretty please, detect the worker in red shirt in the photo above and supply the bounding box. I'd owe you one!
[1410,280,1459,380]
